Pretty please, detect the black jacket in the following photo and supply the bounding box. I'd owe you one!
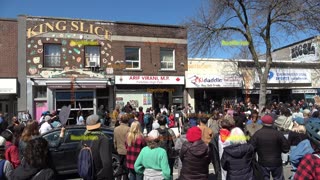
[221,143,254,180]
[179,140,210,180]
[81,131,114,180]
[209,134,222,180]
[250,126,290,167]
[10,160,55,180]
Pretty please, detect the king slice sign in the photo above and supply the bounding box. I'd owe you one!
[115,76,184,85]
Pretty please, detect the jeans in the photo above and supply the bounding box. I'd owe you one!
[116,155,128,180]
[260,166,284,180]
[128,168,143,180]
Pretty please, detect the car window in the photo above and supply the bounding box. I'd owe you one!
[64,129,86,143]
[42,131,61,147]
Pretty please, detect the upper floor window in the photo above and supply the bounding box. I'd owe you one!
[160,48,175,70]
[125,47,140,69]
[44,44,61,67]
[85,46,100,67]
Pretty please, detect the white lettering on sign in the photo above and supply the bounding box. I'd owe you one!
[115,76,184,85]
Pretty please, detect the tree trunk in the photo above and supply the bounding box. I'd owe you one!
[258,72,268,114]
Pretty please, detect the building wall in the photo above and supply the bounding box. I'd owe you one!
[0,19,18,77]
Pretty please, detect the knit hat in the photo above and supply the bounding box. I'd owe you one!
[44,115,51,122]
[0,136,6,148]
[148,130,160,140]
[261,115,273,125]
[293,116,305,125]
[86,114,101,131]
[186,126,202,143]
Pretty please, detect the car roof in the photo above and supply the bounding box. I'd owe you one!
[41,125,114,136]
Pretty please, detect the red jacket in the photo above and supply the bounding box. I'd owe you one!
[5,141,20,169]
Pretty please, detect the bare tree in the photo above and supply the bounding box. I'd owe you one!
[186,0,320,111]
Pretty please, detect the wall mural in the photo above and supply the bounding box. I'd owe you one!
[26,22,115,79]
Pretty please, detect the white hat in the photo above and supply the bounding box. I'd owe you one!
[0,136,6,147]
[148,130,160,139]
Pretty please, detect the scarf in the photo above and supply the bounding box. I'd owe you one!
[220,128,230,143]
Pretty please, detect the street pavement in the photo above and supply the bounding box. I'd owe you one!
[62,163,292,180]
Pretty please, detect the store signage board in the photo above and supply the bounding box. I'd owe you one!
[292,89,317,94]
[185,74,242,88]
[255,69,311,84]
[242,90,272,94]
[0,78,17,94]
[115,76,184,85]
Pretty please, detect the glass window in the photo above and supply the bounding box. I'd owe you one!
[125,47,140,69]
[44,44,61,67]
[34,86,47,98]
[160,48,175,70]
[42,130,62,147]
[85,46,100,67]
[64,129,86,143]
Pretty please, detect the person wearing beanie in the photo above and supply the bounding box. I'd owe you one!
[134,130,171,180]
[221,127,254,180]
[179,127,210,180]
[250,115,290,180]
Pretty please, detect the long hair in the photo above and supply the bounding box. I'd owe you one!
[24,137,49,168]
[126,121,143,147]
[292,123,306,134]
[21,120,39,142]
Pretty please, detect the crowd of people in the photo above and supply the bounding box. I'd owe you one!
[0,98,319,179]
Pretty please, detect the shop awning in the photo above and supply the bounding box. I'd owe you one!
[46,80,108,89]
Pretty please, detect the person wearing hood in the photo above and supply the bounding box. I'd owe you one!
[179,126,211,180]
[221,127,254,180]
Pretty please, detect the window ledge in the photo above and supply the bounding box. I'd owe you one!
[123,69,143,72]
[158,69,177,72]
[41,68,64,71]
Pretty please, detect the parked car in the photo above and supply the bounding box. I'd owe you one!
[41,125,120,176]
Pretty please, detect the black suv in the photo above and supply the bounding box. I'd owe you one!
[41,125,120,176]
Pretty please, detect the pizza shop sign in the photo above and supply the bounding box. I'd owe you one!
[115,75,185,85]
[27,20,111,40]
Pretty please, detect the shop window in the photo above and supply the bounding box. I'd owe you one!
[34,86,47,98]
[85,46,100,67]
[160,48,175,70]
[125,47,140,69]
[44,44,61,67]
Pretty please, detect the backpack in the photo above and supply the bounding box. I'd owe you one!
[78,140,95,180]
[0,160,6,179]
[157,128,177,158]
[144,114,153,128]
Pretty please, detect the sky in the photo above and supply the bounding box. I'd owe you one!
[0,0,315,59]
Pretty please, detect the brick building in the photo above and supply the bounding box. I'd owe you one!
[16,15,187,122]
[0,18,18,116]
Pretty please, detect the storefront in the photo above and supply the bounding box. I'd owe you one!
[253,68,313,103]
[185,74,242,113]
[0,78,17,116]
[115,75,184,115]
[30,78,113,123]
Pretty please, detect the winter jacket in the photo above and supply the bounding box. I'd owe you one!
[10,160,55,180]
[5,141,20,169]
[179,140,210,180]
[250,126,290,167]
[221,143,254,180]
[114,123,130,155]
[81,130,114,180]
